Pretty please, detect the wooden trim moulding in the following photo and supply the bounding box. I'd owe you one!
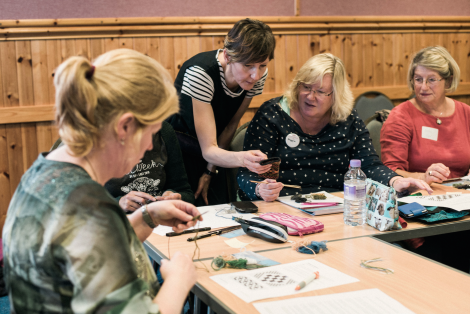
[1,16,470,40]
[1,83,469,124]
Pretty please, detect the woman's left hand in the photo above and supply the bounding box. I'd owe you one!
[391,177,433,195]
[156,191,182,201]
[147,200,202,233]
[242,150,271,174]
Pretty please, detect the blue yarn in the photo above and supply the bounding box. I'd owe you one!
[297,241,328,254]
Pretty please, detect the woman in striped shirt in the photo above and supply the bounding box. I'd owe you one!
[169,18,276,205]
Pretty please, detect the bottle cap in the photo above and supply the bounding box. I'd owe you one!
[350,159,361,167]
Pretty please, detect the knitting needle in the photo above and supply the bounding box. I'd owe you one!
[191,210,209,221]
[250,180,301,189]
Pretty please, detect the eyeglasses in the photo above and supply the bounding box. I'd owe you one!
[298,83,333,99]
[412,77,443,87]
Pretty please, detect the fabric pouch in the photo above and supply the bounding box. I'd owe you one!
[233,217,288,243]
[259,212,324,236]
[366,179,402,231]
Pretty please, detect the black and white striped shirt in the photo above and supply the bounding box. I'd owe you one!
[181,50,267,104]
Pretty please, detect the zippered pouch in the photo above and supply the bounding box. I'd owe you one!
[259,212,324,236]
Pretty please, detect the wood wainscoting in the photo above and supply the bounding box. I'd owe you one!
[1,16,470,231]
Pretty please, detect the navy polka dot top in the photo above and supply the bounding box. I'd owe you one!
[237,97,399,200]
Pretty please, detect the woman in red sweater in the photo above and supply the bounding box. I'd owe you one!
[381,46,470,184]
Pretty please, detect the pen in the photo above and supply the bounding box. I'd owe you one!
[295,271,320,291]
[166,227,211,237]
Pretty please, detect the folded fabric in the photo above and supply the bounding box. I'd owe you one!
[259,212,324,236]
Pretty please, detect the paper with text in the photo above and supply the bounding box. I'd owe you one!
[398,193,470,211]
[253,289,414,314]
[210,259,359,303]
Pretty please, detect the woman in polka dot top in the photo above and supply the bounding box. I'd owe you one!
[237,53,432,201]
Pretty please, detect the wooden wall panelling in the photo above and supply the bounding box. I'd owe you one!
[147,37,161,62]
[200,36,214,54]
[297,34,311,69]
[285,35,298,86]
[343,35,353,86]
[0,125,10,231]
[32,40,54,153]
[319,34,331,54]
[362,34,373,87]
[186,37,200,60]
[383,34,394,86]
[118,38,133,50]
[310,35,320,56]
[104,38,120,52]
[273,35,286,93]
[75,39,90,59]
[372,34,384,87]
[213,36,225,50]
[457,33,468,83]
[133,37,148,55]
[1,41,25,201]
[18,40,38,169]
[330,34,343,64]
[173,37,188,74]
[90,39,104,59]
[160,37,175,79]
[60,39,76,62]
[392,34,404,86]
[351,34,363,88]
[46,40,61,147]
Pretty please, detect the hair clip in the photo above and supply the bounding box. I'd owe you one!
[86,65,95,80]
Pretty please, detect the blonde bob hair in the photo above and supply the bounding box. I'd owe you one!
[407,46,460,93]
[284,53,354,125]
[54,48,179,157]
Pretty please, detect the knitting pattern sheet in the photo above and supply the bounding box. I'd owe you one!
[210,259,359,303]
[397,193,470,211]
[253,289,415,314]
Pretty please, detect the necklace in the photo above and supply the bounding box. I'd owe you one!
[84,155,99,182]
[434,112,443,125]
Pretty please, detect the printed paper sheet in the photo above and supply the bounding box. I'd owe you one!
[210,259,358,303]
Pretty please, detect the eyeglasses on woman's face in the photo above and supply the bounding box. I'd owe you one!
[298,82,333,99]
[412,76,443,87]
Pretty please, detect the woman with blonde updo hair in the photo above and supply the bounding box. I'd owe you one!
[3,48,200,314]
[238,53,430,202]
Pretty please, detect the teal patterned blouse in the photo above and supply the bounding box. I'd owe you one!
[2,154,161,314]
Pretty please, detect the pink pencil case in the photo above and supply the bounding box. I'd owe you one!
[302,202,338,207]
[259,212,324,236]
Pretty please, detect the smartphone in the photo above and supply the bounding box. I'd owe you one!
[259,157,281,166]
[231,201,259,213]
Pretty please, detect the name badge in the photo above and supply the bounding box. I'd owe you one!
[422,126,438,141]
[286,133,300,147]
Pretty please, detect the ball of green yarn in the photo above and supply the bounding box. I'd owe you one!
[211,256,226,271]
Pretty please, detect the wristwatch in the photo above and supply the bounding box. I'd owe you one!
[141,205,157,229]
[204,169,217,177]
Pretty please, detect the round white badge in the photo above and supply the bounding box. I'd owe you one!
[286,133,300,148]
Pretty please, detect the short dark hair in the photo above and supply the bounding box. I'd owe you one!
[224,18,275,64]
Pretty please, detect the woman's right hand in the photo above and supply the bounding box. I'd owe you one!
[119,191,156,211]
[242,150,271,174]
[160,252,197,292]
[258,179,284,202]
[423,163,450,184]
[147,200,202,233]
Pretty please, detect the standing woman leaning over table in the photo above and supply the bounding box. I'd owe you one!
[381,46,470,183]
[169,18,275,206]
[3,49,200,314]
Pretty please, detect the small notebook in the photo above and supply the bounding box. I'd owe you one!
[277,192,344,216]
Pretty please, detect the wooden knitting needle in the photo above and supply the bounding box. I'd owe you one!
[250,180,302,189]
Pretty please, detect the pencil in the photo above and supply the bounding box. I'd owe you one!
[295,271,320,291]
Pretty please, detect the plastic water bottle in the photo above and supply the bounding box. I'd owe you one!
[343,159,367,226]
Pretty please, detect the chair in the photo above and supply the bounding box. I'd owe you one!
[364,109,390,161]
[354,91,394,122]
[226,122,250,202]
